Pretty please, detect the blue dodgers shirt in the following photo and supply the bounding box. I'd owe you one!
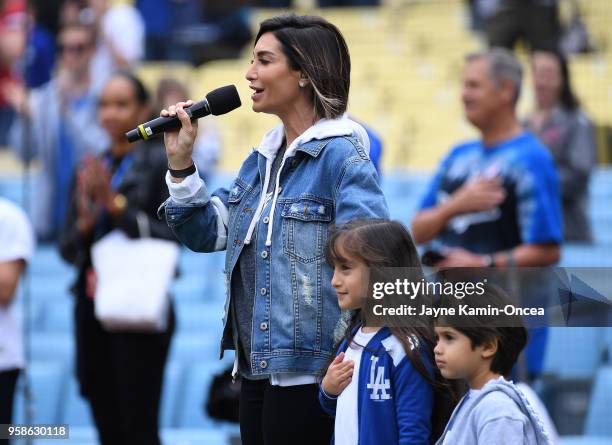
[419,132,563,253]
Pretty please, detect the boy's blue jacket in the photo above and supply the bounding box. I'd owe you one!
[319,327,434,445]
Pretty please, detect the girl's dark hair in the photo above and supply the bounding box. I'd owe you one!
[255,14,350,120]
[110,71,150,106]
[324,219,460,441]
[436,284,529,377]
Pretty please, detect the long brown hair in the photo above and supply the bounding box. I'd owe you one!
[324,219,461,441]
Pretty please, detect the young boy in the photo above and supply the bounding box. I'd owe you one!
[433,284,551,445]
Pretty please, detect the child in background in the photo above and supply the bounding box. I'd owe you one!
[319,219,456,445]
[433,285,552,445]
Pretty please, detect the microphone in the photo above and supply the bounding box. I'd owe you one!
[125,85,241,143]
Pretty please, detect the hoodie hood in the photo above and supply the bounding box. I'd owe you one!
[255,114,370,161]
[243,115,370,247]
[471,378,552,444]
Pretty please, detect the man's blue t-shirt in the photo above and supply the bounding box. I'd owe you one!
[419,132,563,253]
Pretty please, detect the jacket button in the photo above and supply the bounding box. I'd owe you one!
[260,288,267,295]
[263,216,269,224]
[260,322,268,331]
[261,250,268,259]
[260,360,268,369]
[277,186,282,193]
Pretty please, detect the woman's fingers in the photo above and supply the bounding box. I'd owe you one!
[176,105,193,133]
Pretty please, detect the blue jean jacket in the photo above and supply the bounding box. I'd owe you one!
[163,133,388,375]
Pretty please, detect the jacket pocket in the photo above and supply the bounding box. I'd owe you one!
[227,178,251,205]
[281,196,333,263]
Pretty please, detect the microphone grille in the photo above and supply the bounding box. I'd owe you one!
[206,85,242,116]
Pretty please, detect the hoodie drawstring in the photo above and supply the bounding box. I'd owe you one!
[244,160,271,245]
[265,157,287,247]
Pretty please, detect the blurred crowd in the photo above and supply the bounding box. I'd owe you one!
[0,0,603,444]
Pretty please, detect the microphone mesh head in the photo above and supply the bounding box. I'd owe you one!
[206,85,241,115]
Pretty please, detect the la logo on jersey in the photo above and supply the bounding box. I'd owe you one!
[366,356,391,401]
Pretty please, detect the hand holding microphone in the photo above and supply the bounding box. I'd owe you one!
[125,85,241,171]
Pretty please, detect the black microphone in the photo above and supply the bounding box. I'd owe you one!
[125,85,241,143]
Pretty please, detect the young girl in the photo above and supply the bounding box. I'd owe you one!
[319,219,457,445]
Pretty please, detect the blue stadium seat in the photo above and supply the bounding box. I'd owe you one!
[604,328,612,364]
[160,362,187,428]
[560,245,612,267]
[177,360,233,428]
[28,246,74,277]
[584,366,612,436]
[61,377,94,427]
[162,427,232,445]
[560,437,612,445]
[175,302,226,333]
[167,333,219,363]
[29,333,74,362]
[29,276,73,301]
[40,299,75,332]
[13,361,67,424]
[543,328,604,378]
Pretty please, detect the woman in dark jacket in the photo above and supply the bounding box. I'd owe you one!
[59,72,175,445]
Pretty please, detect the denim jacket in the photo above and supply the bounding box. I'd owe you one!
[161,117,389,376]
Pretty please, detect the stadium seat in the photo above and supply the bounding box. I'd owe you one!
[61,377,94,427]
[543,328,604,378]
[167,334,220,363]
[180,357,236,428]
[13,361,67,425]
[40,299,75,332]
[584,366,612,436]
[160,362,187,428]
[175,302,226,333]
[29,333,74,362]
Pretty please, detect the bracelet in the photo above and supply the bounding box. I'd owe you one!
[168,162,196,178]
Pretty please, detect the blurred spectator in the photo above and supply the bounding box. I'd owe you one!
[480,0,561,52]
[23,0,56,88]
[136,0,171,61]
[136,0,197,62]
[6,22,108,241]
[29,0,64,36]
[0,0,26,146]
[318,0,380,6]
[412,48,562,267]
[173,0,252,64]
[59,0,87,26]
[155,77,221,182]
[59,72,175,445]
[411,49,562,378]
[0,197,35,443]
[86,0,145,91]
[525,50,596,243]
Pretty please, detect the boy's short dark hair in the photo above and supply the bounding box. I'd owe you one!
[436,284,528,377]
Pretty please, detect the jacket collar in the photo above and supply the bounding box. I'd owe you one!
[255,114,370,162]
